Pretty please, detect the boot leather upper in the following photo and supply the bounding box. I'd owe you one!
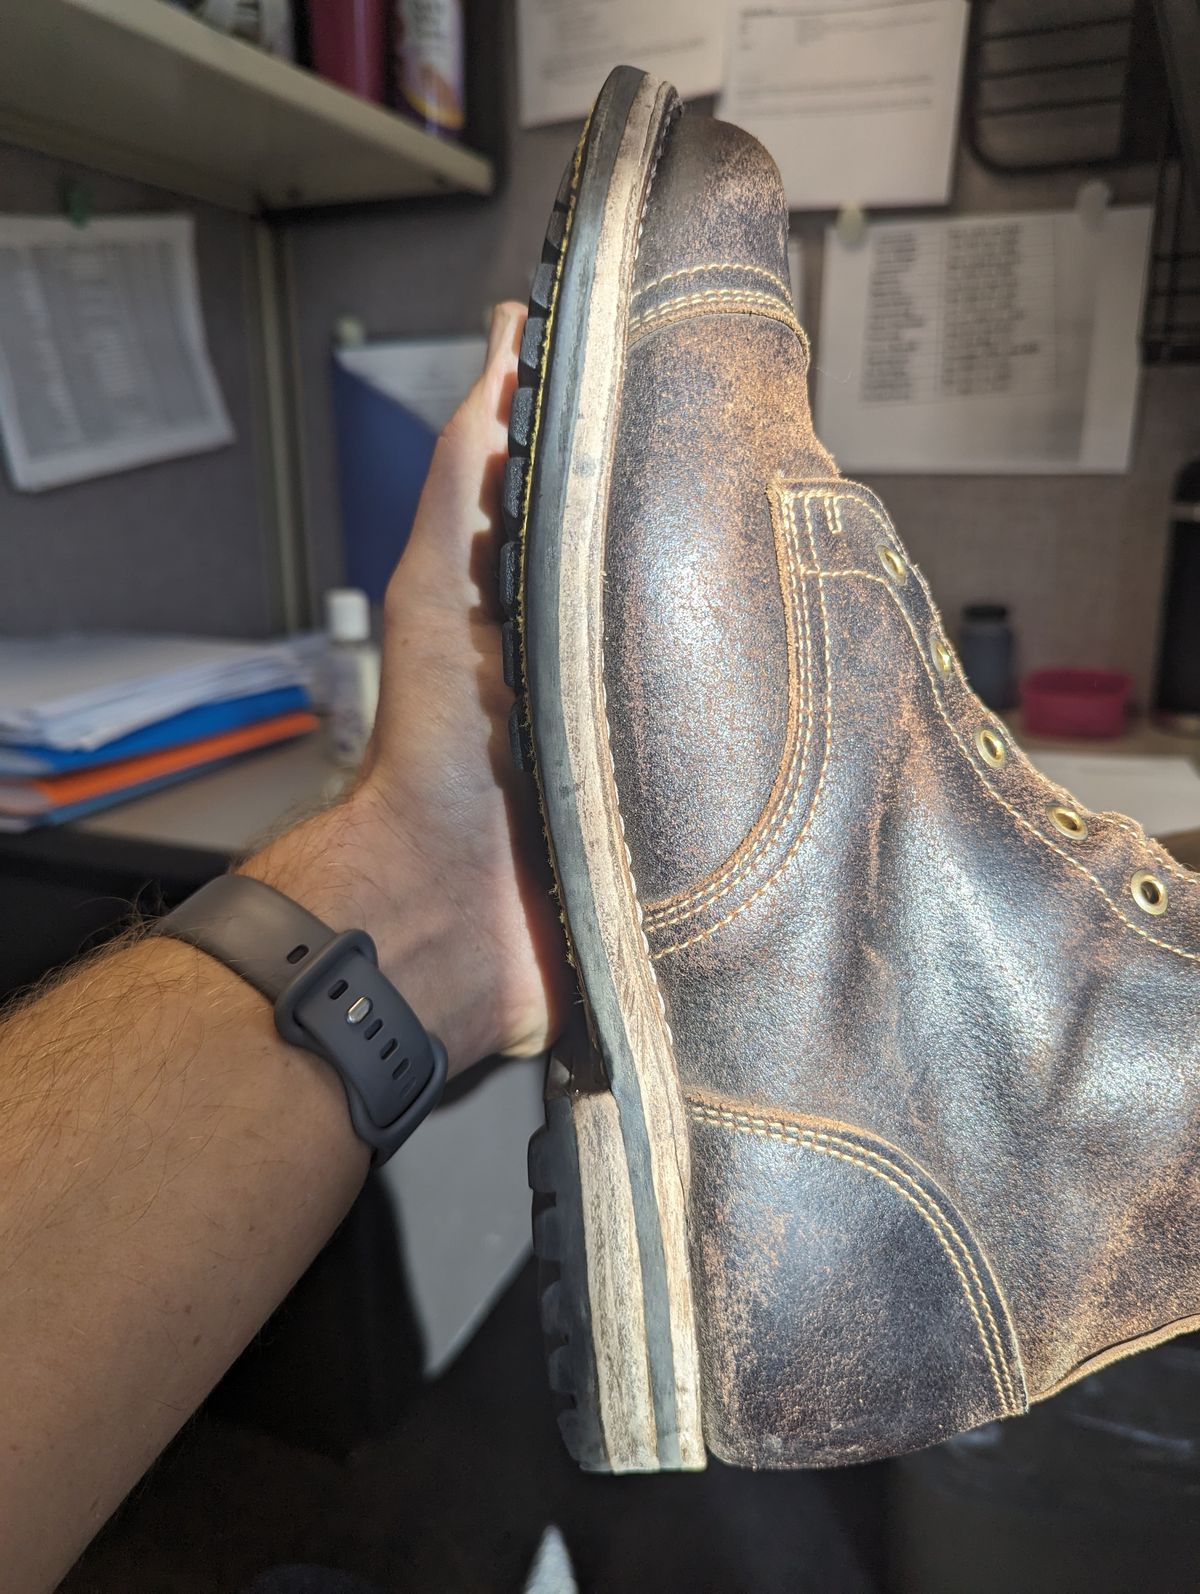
[604,110,1200,1467]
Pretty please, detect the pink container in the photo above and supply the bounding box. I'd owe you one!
[1020,668,1132,739]
[308,0,387,103]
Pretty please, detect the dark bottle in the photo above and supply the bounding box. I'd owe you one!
[959,603,1015,712]
[1154,459,1200,735]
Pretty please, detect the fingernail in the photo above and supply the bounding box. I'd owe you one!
[486,304,511,367]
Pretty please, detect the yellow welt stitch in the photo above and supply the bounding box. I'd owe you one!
[688,1102,1016,1414]
[645,485,814,927]
[687,1100,1023,1411]
[633,259,794,302]
[815,566,1200,962]
[653,491,834,954]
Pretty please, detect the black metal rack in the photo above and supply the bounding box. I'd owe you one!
[964,0,1199,363]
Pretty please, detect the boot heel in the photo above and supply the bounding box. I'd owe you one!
[529,1032,661,1473]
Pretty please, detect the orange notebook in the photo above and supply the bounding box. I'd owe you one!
[0,711,319,817]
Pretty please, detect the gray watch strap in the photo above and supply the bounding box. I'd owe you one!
[154,874,446,1163]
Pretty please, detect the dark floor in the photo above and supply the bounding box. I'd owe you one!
[61,1262,888,1594]
[59,1252,1200,1594]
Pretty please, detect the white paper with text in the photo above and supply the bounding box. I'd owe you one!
[719,1,968,210]
[516,0,726,126]
[0,214,232,492]
[815,206,1152,474]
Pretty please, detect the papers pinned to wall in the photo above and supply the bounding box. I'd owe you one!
[815,206,1154,474]
[0,214,233,492]
[719,1,969,210]
[516,0,726,127]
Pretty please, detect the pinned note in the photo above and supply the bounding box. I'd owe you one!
[815,206,1153,474]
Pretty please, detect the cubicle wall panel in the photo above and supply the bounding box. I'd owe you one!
[0,142,277,638]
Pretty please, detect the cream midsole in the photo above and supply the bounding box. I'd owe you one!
[553,72,705,1471]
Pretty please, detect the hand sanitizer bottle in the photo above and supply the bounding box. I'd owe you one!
[325,587,381,767]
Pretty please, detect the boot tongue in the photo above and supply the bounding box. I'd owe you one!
[631,112,793,316]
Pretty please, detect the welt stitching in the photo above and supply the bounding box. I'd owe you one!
[595,94,682,1073]
[652,492,834,956]
[633,260,794,301]
[688,1102,1016,1414]
[633,97,678,273]
[817,564,1200,963]
[645,486,814,927]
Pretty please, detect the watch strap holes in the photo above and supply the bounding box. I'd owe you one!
[380,1037,398,1061]
[286,944,309,964]
[364,1018,383,1040]
[391,1056,411,1081]
[328,979,349,1000]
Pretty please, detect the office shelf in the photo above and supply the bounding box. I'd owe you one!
[0,0,493,213]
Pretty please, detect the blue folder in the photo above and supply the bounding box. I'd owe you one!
[331,359,437,605]
[0,685,311,776]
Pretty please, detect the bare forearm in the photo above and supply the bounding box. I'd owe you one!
[0,790,489,1591]
[0,916,362,1586]
[0,301,563,1590]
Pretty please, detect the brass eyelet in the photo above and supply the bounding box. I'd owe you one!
[1130,870,1168,917]
[931,633,954,675]
[1047,803,1088,840]
[975,726,1007,769]
[877,545,907,583]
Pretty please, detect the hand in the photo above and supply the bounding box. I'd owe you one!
[247,303,573,1074]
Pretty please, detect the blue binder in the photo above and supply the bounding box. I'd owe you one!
[330,359,437,605]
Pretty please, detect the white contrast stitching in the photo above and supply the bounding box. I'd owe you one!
[652,492,833,956]
[633,259,794,302]
[646,486,813,928]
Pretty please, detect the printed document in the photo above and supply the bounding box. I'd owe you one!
[0,214,232,492]
[719,1,969,210]
[815,206,1153,473]
[517,0,725,126]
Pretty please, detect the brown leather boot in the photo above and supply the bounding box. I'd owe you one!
[500,66,1200,1474]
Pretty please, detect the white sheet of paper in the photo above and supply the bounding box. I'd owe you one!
[516,0,726,126]
[0,214,233,492]
[815,206,1152,474]
[718,1,968,210]
[1028,754,1200,842]
[0,633,310,749]
[335,335,487,434]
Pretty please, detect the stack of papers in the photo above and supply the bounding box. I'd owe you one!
[0,635,319,831]
[0,635,311,750]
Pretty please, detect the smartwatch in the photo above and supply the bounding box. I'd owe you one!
[155,874,447,1163]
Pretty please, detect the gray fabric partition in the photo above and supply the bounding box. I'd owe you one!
[0,141,276,638]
